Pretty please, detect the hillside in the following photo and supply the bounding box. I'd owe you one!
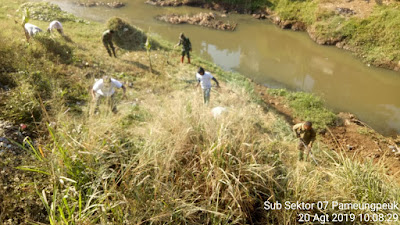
[1,1,400,224]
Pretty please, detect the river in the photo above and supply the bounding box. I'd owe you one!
[48,0,400,135]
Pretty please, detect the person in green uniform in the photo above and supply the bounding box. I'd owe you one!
[293,121,316,160]
[102,29,116,57]
[174,33,192,64]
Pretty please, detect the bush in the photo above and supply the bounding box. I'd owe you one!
[19,2,87,23]
[106,17,160,50]
[268,89,337,129]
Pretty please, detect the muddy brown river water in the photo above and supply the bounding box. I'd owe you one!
[48,0,400,135]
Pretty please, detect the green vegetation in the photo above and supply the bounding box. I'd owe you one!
[19,2,88,23]
[272,0,318,25]
[107,17,160,51]
[268,89,337,129]
[308,4,400,66]
[1,1,399,224]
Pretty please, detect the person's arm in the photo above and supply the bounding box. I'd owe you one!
[92,80,101,100]
[195,74,200,87]
[292,124,301,137]
[91,88,96,100]
[174,39,182,48]
[122,85,126,97]
[212,77,220,88]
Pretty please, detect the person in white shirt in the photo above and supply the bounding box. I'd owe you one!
[47,20,64,35]
[24,23,42,41]
[91,76,126,113]
[196,67,220,104]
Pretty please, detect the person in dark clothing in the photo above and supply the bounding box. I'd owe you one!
[102,29,116,57]
[175,33,192,64]
[293,121,316,160]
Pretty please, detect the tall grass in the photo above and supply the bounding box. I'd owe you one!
[19,56,400,224]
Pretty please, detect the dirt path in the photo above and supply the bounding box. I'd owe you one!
[255,84,400,181]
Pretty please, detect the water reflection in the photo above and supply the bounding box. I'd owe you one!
[378,104,400,134]
[200,42,240,71]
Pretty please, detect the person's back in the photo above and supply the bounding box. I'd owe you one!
[102,30,116,57]
[24,23,42,37]
[181,36,191,51]
[92,76,126,113]
[48,20,63,34]
[92,78,122,97]
[293,122,316,143]
[102,30,113,43]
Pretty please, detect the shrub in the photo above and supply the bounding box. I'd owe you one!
[106,17,160,50]
[268,89,337,129]
[18,2,87,23]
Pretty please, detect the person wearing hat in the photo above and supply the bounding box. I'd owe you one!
[102,29,116,57]
[174,33,192,63]
[293,121,316,160]
[91,76,126,113]
[196,67,220,104]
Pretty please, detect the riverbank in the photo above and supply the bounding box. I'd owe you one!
[155,12,237,31]
[146,0,400,71]
[1,1,399,223]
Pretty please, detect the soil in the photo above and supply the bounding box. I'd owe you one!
[255,84,400,182]
[0,121,49,223]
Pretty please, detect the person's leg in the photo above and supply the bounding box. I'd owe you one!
[110,42,117,57]
[298,141,304,160]
[103,41,112,57]
[187,51,191,64]
[204,88,211,104]
[181,51,185,63]
[304,141,311,161]
[111,94,117,113]
[95,94,103,114]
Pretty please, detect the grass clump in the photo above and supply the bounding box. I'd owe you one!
[272,0,318,25]
[19,2,87,23]
[107,17,160,50]
[268,88,337,129]
[346,6,400,64]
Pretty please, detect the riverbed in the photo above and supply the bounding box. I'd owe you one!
[47,0,400,135]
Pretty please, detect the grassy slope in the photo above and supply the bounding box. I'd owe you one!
[274,0,400,68]
[0,1,400,224]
